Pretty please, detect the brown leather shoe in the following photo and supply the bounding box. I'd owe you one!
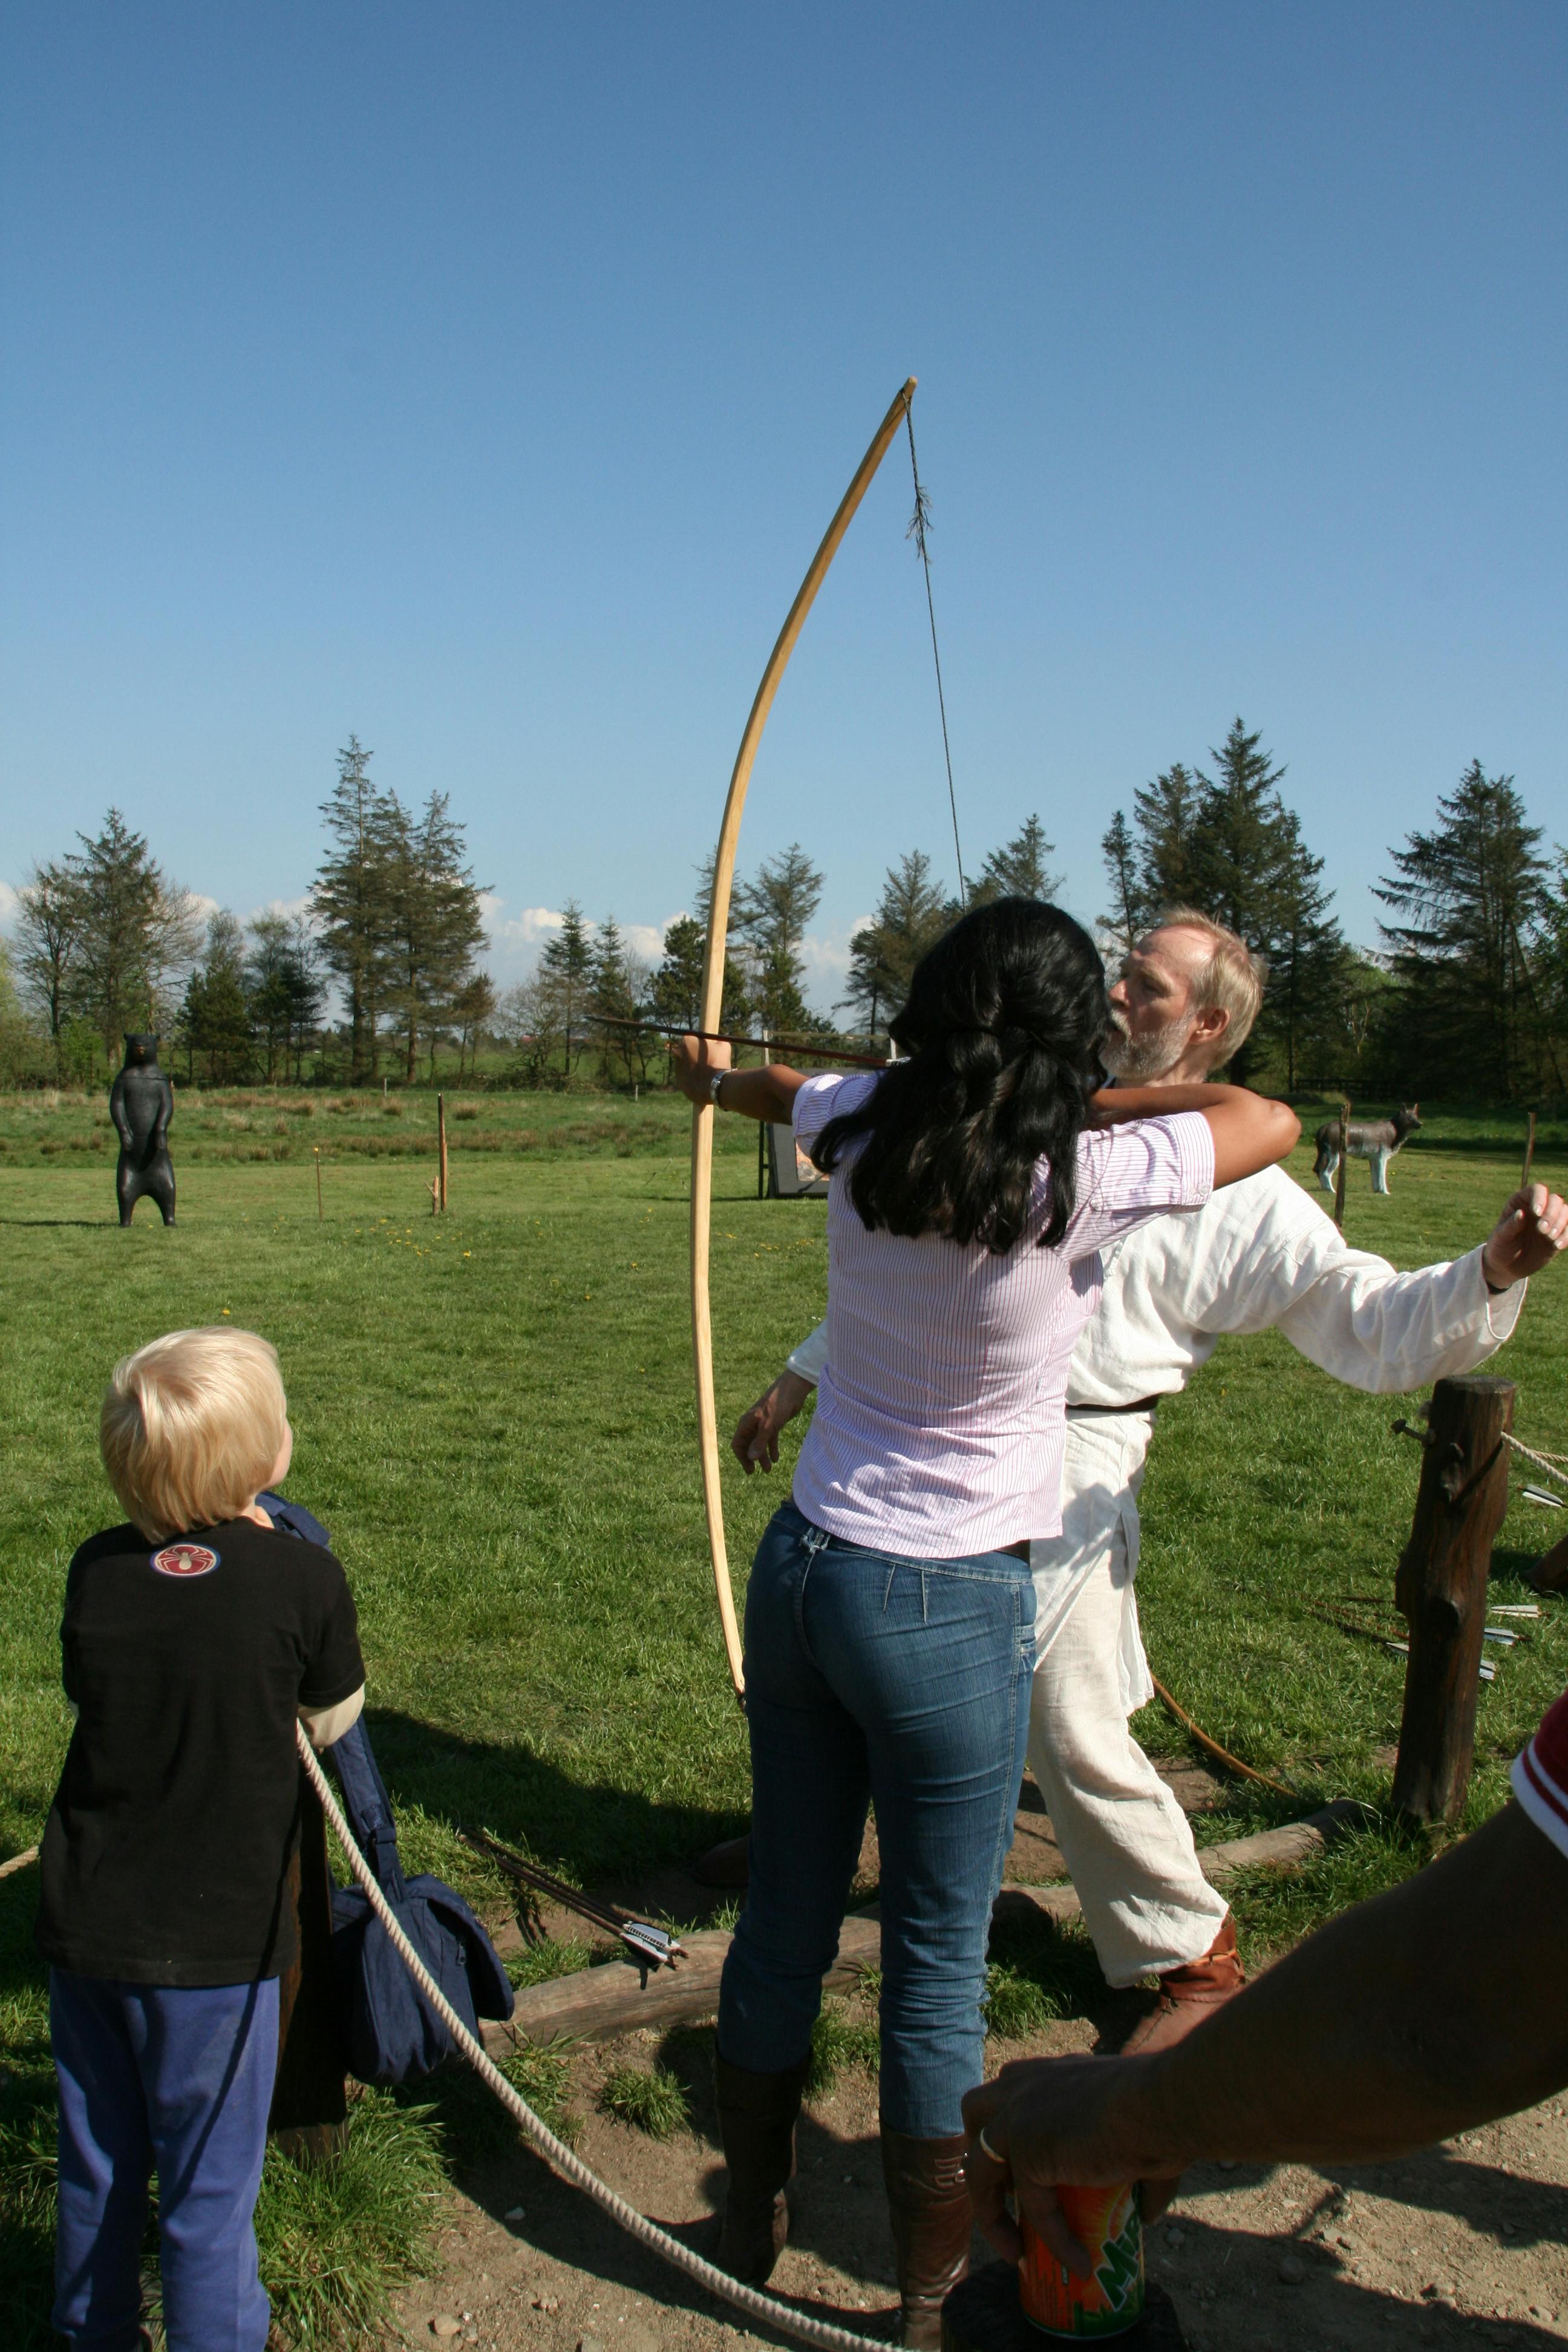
[690,1832,752,1889]
[713,2053,809,2284]
[1117,1912,1245,2056]
[880,2127,972,2348]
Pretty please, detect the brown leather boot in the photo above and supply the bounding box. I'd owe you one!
[1117,1912,1246,2056]
[880,2127,972,2348]
[713,2053,809,2284]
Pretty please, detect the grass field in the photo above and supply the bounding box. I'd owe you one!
[1,1089,1564,2341]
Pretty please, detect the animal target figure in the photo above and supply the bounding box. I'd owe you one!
[109,1033,177,1227]
[1313,1103,1421,1196]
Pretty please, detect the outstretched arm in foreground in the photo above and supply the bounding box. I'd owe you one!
[963,1800,1568,2272]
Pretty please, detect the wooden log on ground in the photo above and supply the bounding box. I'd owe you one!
[486,1915,881,2053]
[489,1805,1366,2050]
[1391,1373,1516,1827]
[269,1765,349,2155]
[994,1799,1368,1932]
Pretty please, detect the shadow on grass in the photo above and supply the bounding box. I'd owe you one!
[364,1708,745,1887]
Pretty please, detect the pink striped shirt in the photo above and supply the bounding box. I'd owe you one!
[1512,1687,1568,1860]
[789,1074,1215,1557]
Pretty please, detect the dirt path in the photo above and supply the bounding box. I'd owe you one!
[393,1766,1567,2350]
[393,2022,1567,2352]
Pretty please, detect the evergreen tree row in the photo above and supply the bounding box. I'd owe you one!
[5,726,1566,1101]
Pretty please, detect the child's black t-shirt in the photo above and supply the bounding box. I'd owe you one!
[36,1516,364,1987]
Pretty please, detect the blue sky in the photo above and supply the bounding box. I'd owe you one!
[3,5,1565,1004]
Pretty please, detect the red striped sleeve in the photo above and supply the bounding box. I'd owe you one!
[1511,1688,1568,1860]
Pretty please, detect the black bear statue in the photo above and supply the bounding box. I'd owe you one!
[109,1034,177,1227]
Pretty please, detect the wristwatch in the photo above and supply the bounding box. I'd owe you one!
[709,1070,727,1109]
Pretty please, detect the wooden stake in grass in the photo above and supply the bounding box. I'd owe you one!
[1391,1373,1516,1826]
[314,1148,323,1223]
[437,1092,449,1212]
[1333,1096,1351,1232]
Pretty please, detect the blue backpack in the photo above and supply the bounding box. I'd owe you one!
[260,1492,517,2085]
[324,1714,515,2085]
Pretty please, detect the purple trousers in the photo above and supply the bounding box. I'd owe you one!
[50,1969,279,2352]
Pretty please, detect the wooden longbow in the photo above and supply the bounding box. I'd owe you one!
[691,377,917,1702]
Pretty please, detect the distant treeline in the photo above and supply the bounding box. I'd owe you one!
[3,722,1565,1102]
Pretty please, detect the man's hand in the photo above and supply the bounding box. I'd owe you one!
[667,1033,733,1108]
[962,2057,1181,2272]
[1481,1184,1568,1289]
[731,1371,812,1472]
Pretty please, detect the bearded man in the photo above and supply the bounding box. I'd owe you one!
[721,908,1567,2051]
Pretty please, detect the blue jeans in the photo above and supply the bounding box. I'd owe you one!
[719,1501,1036,2138]
[51,1970,279,2352]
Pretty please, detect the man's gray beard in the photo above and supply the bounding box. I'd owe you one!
[1100,1015,1191,1082]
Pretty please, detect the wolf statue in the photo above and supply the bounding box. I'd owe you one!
[109,1033,177,1227]
[1313,1103,1421,1197]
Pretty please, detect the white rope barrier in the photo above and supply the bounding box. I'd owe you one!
[1503,1432,1568,1491]
[0,1843,38,1880]
[294,1726,880,2352]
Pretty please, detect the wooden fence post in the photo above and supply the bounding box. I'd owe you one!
[437,1093,449,1212]
[1391,1374,1515,1825]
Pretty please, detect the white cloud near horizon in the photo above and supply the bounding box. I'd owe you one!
[478,893,870,1014]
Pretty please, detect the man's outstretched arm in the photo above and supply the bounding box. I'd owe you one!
[1270,1181,1567,1394]
[964,1794,1568,2269]
[731,1322,827,1471]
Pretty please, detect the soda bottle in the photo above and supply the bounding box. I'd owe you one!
[1018,2182,1145,2337]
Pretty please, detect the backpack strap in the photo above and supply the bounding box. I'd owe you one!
[325,1716,406,1901]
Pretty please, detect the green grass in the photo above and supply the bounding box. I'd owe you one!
[1,1103,1565,2337]
[598,2062,692,2138]
[0,1079,761,1171]
[805,2001,881,2097]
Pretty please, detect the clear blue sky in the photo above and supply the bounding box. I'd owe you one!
[4,4,1565,1002]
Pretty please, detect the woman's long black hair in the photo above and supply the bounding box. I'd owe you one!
[813,898,1108,1253]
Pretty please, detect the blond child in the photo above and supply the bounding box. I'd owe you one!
[36,1327,364,2352]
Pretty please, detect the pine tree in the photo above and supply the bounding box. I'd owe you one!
[1263,812,1346,1091]
[665,868,753,1035]
[178,912,255,1084]
[13,860,80,1060]
[1130,764,1204,910]
[589,915,639,1083]
[1375,761,1556,1100]
[841,850,950,1042]
[449,973,497,1085]
[1187,724,1294,938]
[247,912,324,1083]
[1109,725,1345,1086]
[62,809,202,1061]
[540,900,595,1076]
[312,738,397,1084]
[0,938,47,1085]
[647,915,708,1032]
[969,815,1062,906]
[1099,812,1145,950]
[384,791,489,1080]
[733,843,825,1039]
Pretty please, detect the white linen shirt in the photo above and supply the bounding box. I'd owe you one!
[789,1161,1524,1704]
[791,1163,1523,1417]
[786,1073,1215,1558]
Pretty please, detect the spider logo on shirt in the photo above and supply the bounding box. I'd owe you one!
[149,1543,220,1578]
